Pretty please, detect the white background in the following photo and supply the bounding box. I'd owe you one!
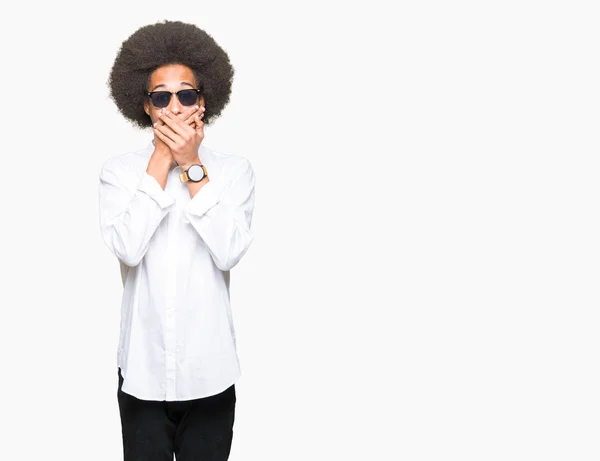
[0,1,598,459]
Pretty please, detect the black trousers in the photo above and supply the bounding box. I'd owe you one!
[117,368,236,461]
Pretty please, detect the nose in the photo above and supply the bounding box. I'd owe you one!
[167,93,182,114]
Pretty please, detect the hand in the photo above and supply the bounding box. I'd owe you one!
[151,105,203,156]
[153,105,206,169]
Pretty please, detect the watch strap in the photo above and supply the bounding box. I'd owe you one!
[179,164,208,183]
[179,170,190,183]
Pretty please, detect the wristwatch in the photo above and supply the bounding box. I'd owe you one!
[179,164,208,183]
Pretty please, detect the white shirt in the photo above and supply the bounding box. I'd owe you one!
[98,141,255,401]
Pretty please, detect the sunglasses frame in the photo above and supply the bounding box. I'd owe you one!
[146,87,203,108]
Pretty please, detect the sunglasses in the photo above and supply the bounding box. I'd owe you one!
[146,88,202,108]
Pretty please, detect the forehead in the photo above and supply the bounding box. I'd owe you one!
[149,64,196,89]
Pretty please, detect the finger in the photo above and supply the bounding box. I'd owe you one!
[158,111,185,134]
[153,109,177,136]
[154,121,180,144]
[183,105,201,125]
[160,110,194,137]
[153,109,169,127]
[192,112,204,129]
[195,114,205,135]
[153,127,177,150]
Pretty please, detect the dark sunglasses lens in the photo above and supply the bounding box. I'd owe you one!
[178,90,199,106]
[151,92,171,108]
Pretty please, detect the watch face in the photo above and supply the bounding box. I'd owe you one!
[187,165,205,182]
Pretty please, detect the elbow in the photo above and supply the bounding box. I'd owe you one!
[118,252,144,268]
[112,240,146,267]
[212,250,238,271]
[214,257,237,272]
[214,257,239,272]
[101,228,145,267]
[213,234,254,271]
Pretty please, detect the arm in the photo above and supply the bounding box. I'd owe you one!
[98,154,175,267]
[153,109,256,270]
[185,159,256,271]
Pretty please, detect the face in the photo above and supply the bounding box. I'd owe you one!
[144,64,205,125]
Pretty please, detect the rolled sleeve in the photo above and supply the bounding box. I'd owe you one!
[99,157,176,267]
[183,158,256,271]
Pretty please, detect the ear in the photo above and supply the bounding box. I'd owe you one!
[199,95,206,108]
[143,99,150,116]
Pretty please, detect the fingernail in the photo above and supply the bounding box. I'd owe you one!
[165,110,170,115]
[153,122,157,127]
[194,105,199,110]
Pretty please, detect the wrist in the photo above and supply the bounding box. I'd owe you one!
[179,161,201,172]
[151,145,172,160]
[147,149,173,175]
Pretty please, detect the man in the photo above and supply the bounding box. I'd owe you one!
[99,20,256,461]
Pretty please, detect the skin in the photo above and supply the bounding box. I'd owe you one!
[144,64,209,198]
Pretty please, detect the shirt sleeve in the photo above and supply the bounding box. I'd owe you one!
[185,158,256,271]
[99,157,175,267]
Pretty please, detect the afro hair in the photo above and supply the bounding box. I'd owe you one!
[108,20,234,128]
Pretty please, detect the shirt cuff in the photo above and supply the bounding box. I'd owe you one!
[137,173,175,209]
[185,180,221,217]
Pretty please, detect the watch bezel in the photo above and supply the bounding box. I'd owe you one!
[186,164,205,182]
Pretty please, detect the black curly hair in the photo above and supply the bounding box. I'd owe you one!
[108,20,234,128]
